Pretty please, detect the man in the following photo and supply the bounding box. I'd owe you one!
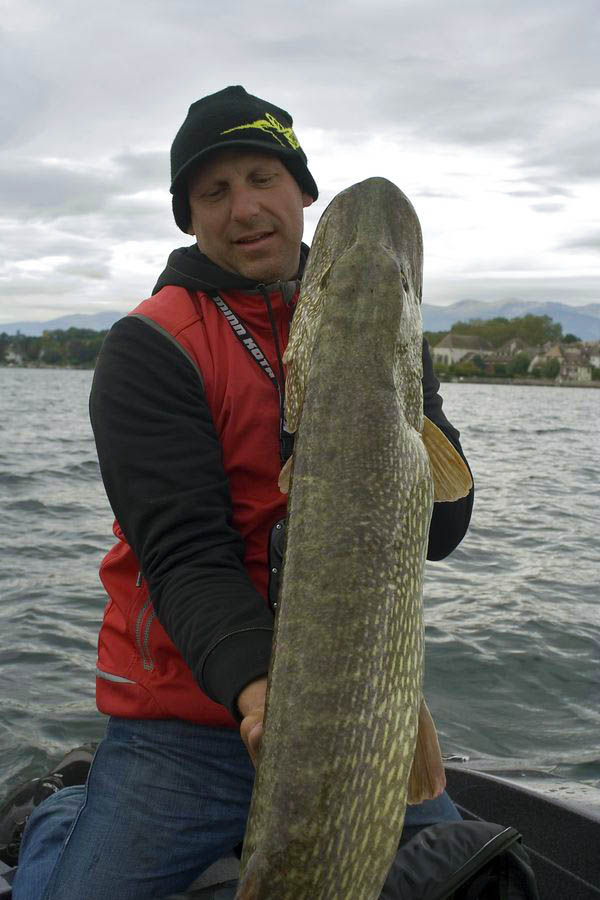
[8,86,473,899]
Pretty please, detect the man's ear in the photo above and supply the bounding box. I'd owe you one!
[302,193,314,209]
[187,209,197,237]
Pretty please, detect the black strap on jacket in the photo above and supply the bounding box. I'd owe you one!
[211,294,294,464]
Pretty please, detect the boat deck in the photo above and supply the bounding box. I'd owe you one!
[445,763,600,899]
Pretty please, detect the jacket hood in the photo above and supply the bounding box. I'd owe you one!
[152,242,309,297]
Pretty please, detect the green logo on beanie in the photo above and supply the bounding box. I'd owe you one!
[221,112,300,151]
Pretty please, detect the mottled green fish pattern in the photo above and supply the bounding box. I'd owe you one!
[237,178,444,899]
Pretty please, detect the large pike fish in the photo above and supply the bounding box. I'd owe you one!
[236,177,472,899]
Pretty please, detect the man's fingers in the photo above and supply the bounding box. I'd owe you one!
[240,709,264,766]
[248,721,264,765]
[238,677,268,766]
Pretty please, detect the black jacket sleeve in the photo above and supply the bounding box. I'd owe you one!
[89,316,274,720]
[422,338,474,560]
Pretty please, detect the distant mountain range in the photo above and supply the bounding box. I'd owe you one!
[2,299,600,341]
[0,310,123,337]
[422,299,600,341]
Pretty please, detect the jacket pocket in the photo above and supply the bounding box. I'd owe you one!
[129,575,157,672]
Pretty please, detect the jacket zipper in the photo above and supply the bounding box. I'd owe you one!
[135,576,156,671]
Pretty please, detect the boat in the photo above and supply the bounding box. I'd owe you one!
[2,761,599,898]
[444,760,600,899]
[168,761,600,898]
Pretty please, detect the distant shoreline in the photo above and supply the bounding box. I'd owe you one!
[439,376,600,388]
[0,363,94,371]
[3,363,598,388]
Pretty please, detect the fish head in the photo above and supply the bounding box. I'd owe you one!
[329,177,424,433]
[285,176,425,435]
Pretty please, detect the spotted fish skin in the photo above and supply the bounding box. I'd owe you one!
[237,178,432,900]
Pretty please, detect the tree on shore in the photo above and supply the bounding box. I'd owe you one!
[0,333,9,364]
[429,313,595,381]
[449,314,563,348]
[541,358,560,379]
[424,330,448,348]
[507,353,531,376]
[1,328,108,368]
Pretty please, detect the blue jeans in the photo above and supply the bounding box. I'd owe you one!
[13,717,461,899]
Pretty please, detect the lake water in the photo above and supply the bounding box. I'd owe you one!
[0,369,598,798]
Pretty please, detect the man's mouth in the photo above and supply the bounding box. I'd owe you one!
[234,231,274,246]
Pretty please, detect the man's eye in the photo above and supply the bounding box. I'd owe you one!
[203,186,225,199]
[253,174,275,185]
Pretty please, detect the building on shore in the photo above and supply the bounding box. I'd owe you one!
[431,334,494,366]
[582,341,600,369]
[497,338,539,357]
[528,342,593,383]
[431,334,597,384]
[4,348,24,366]
[558,346,593,383]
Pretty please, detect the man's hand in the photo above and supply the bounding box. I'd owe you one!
[238,676,267,767]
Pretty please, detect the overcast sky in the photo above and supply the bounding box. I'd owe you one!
[1,0,598,324]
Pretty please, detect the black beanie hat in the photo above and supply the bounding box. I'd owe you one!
[170,86,319,233]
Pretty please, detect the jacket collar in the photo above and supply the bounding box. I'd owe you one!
[152,242,308,302]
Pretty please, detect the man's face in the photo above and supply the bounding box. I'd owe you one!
[187,148,313,283]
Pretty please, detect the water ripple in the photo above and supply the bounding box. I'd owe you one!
[1,371,599,796]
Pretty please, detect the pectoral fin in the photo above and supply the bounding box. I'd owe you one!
[278,455,294,494]
[407,698,446,804]
[422,416,473,502]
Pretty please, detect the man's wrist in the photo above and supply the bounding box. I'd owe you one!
[200,627,273,720]
[237,675,268,719]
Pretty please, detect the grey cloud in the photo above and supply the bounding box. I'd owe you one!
[107,193,168,215]
[530,201,565,213]
[100,215,176,243]
[0,227,109,267]
[414,188,463,200]
[101,200,177,242]
[1,246,112,288]
[53,259,112,280]
[0,276,74,297]
[0,159,119,220]
[0,32,51,150]
[113,151,169,189]
[503,180,573,200]
[4,0,598,198]
[293,2,596,191]
[456,255,553,274]
[0,155,172,230]
[505,190,548,199]
[0,224,99,262]
[523,130,600,183]
[560,231,600,252]
[1,0,598,323]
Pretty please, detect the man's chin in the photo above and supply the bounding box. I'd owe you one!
[233,258,296,285]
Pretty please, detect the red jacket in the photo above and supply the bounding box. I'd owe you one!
[95,284,293,727]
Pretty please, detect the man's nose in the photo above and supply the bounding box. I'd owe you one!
[230,186,261,222]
